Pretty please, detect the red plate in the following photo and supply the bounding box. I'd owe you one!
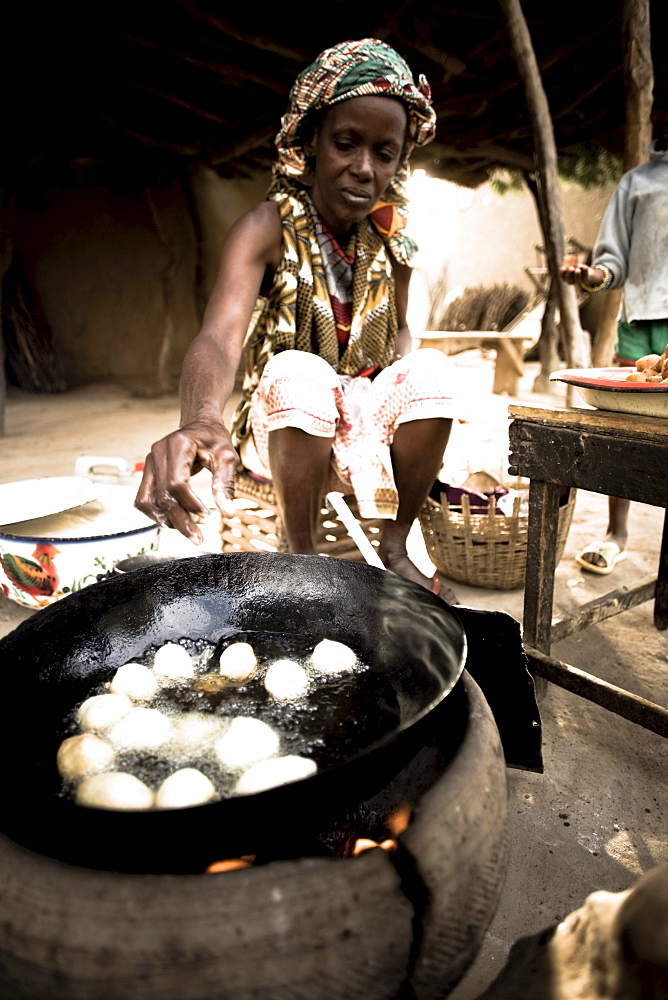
[550,367,668,392]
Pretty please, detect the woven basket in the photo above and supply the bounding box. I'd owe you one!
[419,488,577,590]
[220,469,385,561]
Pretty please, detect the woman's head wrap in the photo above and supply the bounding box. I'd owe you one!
[273,38,436,263]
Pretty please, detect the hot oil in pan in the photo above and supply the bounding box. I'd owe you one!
[61,630,401,802]
[195,631,400,764]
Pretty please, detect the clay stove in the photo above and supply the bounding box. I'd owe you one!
[0,554,514,999]
[0,673,507,1000]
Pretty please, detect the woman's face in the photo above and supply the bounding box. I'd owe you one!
[306,95,407,234]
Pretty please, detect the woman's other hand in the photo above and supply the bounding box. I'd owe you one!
[135,420,239,544]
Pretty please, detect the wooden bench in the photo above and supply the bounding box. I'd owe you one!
[415,300,543,395]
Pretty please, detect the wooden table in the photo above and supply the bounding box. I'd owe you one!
[417,299,544,395]
[417,331,528,395]
[508,403,668,738]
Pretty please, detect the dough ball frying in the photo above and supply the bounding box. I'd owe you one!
[264,659,309,700]
[310,638,357,674]
[155,768,217,809]
[168,712,228,757]
[214,717,279,769]
[625,371,652,382]
[153,643,195,679]
[218,642,257,681]
[78,693,132,733]
[108,706,172,750]
[235,756,317,796]
[75,772,155,810]
[110,662,159,701]
[57,733,116,781]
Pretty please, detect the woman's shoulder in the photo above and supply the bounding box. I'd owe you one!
[231,200,282,244]
[222,200,282,277]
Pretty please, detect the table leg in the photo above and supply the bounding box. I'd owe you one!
[523,480,562,700]
[523,480,562,654]
[492,339,524,395]
[655,508,668,631]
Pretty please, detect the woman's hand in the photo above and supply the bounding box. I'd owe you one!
[135,420,239,544]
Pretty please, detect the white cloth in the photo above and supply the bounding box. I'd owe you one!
[239,348,459,519]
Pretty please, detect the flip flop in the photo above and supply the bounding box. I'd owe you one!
[575,541,627,575]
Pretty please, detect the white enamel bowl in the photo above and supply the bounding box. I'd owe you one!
[550,367,668,418]
[0,483,159,609]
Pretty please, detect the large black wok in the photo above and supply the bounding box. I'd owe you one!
[0,553,467,873]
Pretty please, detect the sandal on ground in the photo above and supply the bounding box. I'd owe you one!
[575,541,627,575]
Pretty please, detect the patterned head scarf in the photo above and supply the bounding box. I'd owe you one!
[274,38,436,263]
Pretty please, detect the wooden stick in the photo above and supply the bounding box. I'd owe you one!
[326,493,386,570]
[526,648,668,738]
[178,0,307,62]
[550,578,656,643]
[133,82,235,127]
[498,0,590,371]
[593,0,654,367]
[122,33,286,94]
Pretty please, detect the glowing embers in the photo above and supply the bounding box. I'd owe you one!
[206,857,256,873]
[352,808,411,856]
[204,805,413,875]
[351,838,398,855]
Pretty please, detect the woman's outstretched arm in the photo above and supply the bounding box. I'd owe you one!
[135,201,281,542]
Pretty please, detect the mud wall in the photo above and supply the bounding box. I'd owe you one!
[189,167,267,301]
[10,174,194,394]
[7,166,264,395]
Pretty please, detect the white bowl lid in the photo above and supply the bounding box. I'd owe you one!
[0,477,103,527]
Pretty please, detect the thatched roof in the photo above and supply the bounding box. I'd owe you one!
[4,1,661,191]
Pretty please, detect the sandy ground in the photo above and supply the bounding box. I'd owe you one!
[0,351,666,997]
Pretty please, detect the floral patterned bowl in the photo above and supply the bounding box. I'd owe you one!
[0,484,159,609]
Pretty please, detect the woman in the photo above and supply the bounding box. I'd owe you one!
[136,38,459,599]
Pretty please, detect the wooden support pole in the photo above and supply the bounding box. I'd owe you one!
[622,0,655,171]
[592,0,654,367]
[524,173,561,391]
[498,0,590,373]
